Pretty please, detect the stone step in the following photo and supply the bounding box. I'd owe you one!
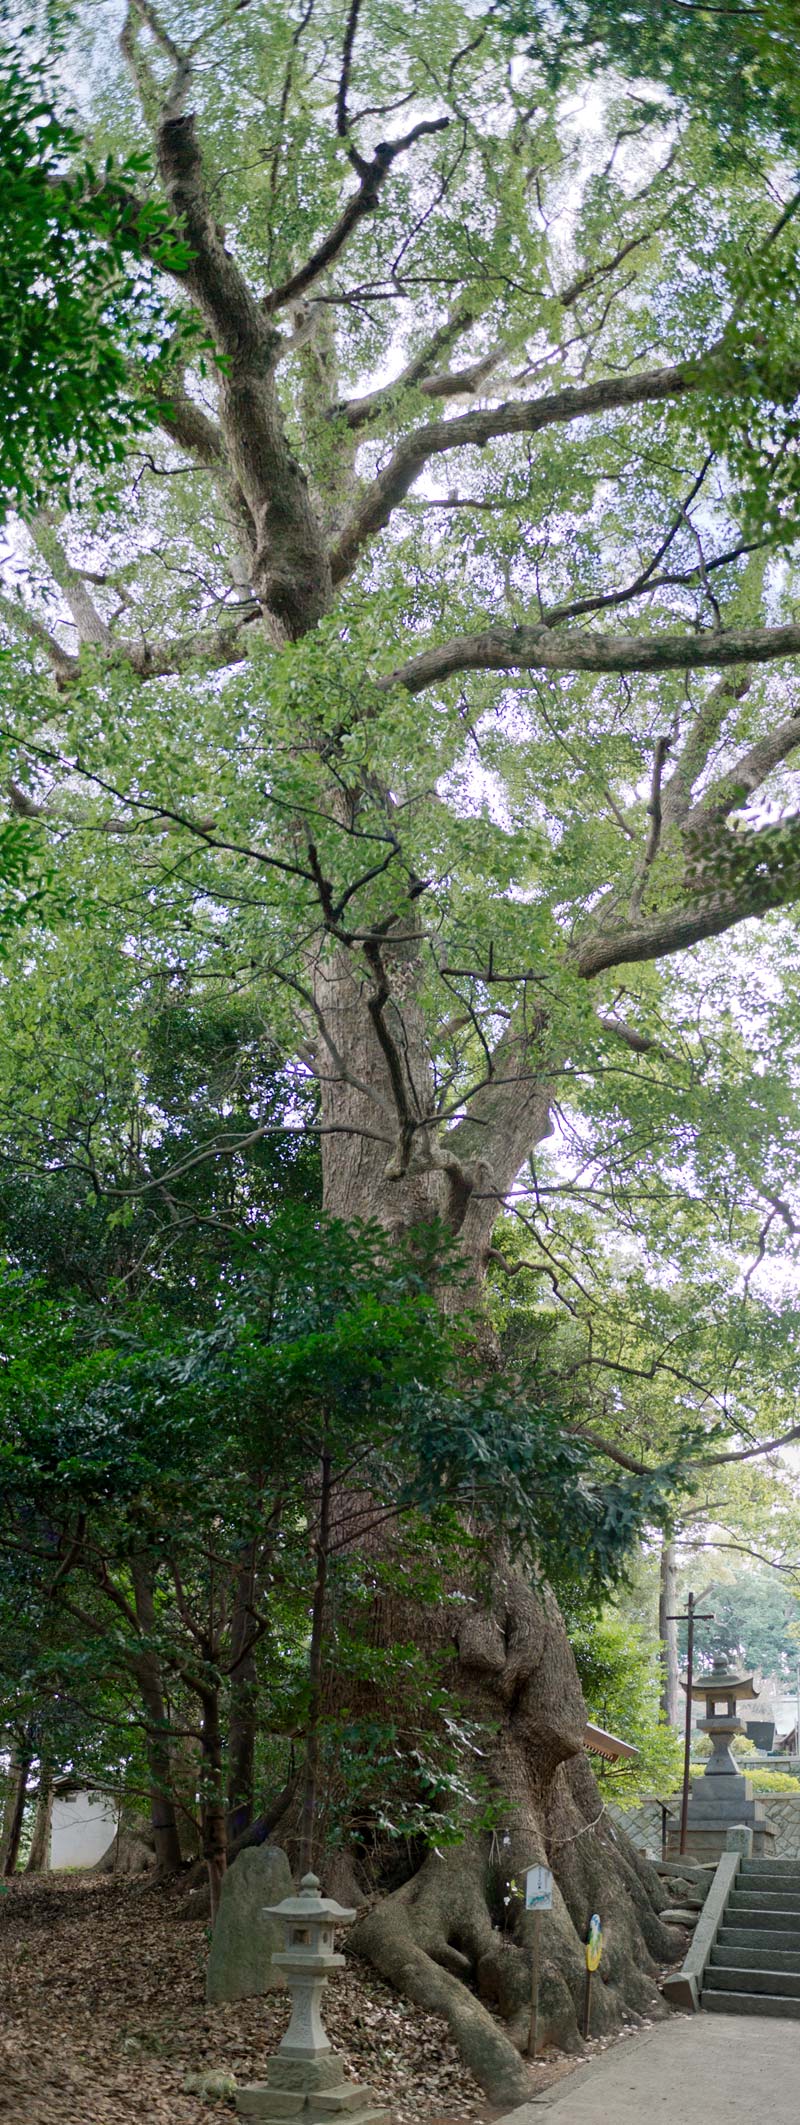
[728,1889,800,1911]
[740,1887,800,1904]
[740,1861,800,1878]
[725,1901,800,1926]
[718,1925,800,1953]
[705,1965,800,1999]
[702,1989,800,2020]
[742,1886,800,1903]
[711,1943,800,1973]
[236,2084,387,2122]
[740,1863,800,1881]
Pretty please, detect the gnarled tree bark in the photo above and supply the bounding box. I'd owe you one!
[351,1566,678,2103]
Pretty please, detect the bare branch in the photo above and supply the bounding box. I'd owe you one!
[263,116,450,317]
[689,712,800,830]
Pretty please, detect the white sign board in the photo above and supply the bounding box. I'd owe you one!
[525,1863,553,1912]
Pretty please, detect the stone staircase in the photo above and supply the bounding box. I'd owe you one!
[702,1858,800,2018]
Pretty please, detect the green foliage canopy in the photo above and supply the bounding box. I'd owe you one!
[0,37,191,512]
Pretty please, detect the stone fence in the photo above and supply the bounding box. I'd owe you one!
[610,1793,800,1861]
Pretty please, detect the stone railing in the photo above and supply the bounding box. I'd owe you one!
[610,1793,800,1859]
[760,1795,800,1858]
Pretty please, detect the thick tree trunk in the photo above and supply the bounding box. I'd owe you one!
[0,1744,20,1866]
[199,1684,228,1927]
[297,1448,332,1878]
[315,942,452,1233]
[316,869,675,2094]
[2,1743,32,1876]
[131,1561,183,1873]
[658,1539,681,1728]
[25,1768,53,1873]
[146,1754,182,1873]
[227,1541,258,1839]
[353,1566,678,2103]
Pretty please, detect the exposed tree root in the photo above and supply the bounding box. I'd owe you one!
[351,1564,681,2104]
[353,1852,534,2107]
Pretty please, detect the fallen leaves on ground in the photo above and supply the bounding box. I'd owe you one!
[0,1873,494,2124]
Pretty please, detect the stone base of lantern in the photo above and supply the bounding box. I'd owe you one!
[665,1770,776,1861]
[235,2052,390,2122]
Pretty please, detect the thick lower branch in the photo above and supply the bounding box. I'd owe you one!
[389,618,800,695]
[156,91,331,638]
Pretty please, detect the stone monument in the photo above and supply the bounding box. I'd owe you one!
[669,1653,775,1861]
[207,1844,293,2003]
[235,1873,390,2123]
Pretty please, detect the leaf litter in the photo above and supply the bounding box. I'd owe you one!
[0,1873,494,2124]
[0,1872,659,2121]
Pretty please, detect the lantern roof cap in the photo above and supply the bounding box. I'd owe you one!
[681,1654,759,1700]
[265,1872,356,1924]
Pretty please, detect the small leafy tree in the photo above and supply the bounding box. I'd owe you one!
[570,1606,682,1799]
[0,1207,675,1913]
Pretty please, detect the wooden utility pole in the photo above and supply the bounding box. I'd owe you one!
[658,1539,681,1727]
[668,1590,715,1855]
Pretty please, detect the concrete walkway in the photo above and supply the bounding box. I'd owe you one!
[497,2014,800,2124]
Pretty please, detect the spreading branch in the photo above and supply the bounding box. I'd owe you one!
[660,675,752,830]
[331,356,703,580]
[574,1419,800,1477]
[689,712,800,829]
[388,618,800,695]
[575,815,800,978]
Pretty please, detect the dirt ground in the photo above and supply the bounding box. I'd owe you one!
[0,1872,666,2124]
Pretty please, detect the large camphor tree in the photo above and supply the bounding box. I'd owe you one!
[5,0,800,2097]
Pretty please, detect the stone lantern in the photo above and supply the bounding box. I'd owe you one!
[234,1874,390,2122]
[693,1654,757,1779]
[671,1653,775,1860]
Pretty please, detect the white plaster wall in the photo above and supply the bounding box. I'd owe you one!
[49,1789,118,1870]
